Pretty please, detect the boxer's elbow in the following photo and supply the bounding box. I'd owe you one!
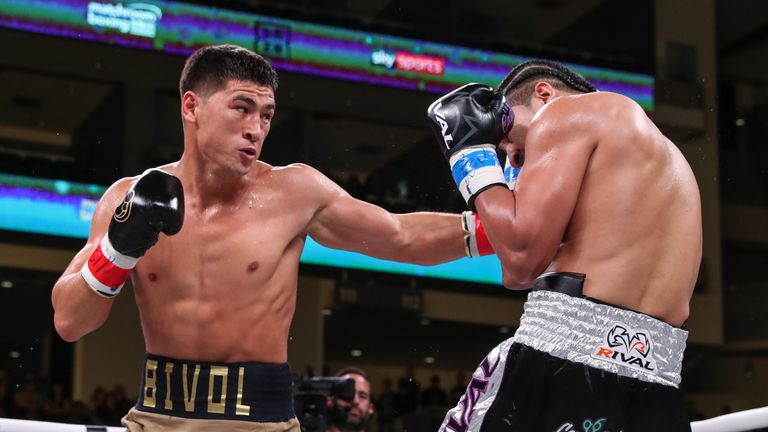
[51,276,111,342]
[53,308,108,342]
[54,314,85,342]
[499,250,545,289]
[501,264,537,289]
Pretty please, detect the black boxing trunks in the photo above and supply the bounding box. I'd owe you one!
[439,273,691,432]
[127,353,297,429]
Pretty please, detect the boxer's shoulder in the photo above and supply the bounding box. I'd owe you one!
[98,176,139,210]
[272,163,339,192]
[538,91,636,120]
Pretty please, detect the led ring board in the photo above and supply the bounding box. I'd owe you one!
[0,0,653,109]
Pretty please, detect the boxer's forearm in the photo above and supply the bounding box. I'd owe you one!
[308,193,465,265]
[474,187,555,287]
[52,271,114,342]
[393,212,466,265]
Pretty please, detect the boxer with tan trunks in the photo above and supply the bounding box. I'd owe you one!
[426,59,702,431]
[51,44,469,431]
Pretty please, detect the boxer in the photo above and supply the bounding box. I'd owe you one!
[427,59,701,431]
[52,44,471,431]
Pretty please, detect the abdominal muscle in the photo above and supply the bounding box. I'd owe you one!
[130,229,305,364]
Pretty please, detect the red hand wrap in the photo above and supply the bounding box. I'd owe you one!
[80,236,138,297]
[87,244,131,289]
[473,215,493,256]
[462,211,495,258]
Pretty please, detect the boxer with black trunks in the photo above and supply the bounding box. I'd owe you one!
[426,59,702,431]
[51,44,470,431]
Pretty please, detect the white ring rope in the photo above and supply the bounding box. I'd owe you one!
[2,407,768,432]
[0,418,123,432]
[691,406,768,432]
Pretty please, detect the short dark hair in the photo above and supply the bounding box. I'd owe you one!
[335,367,369,380]
[498,59,597,106]
[179,44,278,97]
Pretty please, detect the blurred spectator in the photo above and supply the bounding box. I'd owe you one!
[13,374,44,418]
[91,386,109,424]
[449,370,468,405]
[421,375,447,408]
[47,382,72,422]
[112,384,134,415]
[24,398,45,420]
[376,378,396,432]
[0,371,15,417]
[70,400,97,424]
[394,366,420,416]
[101,389,123,425]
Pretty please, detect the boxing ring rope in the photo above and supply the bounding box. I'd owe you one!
[689,406,768,432]
[1,408,768,432]
[0,418,124,431]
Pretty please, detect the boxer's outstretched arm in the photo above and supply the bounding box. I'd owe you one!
[475,98,596,288]
[304,168,465,265]
[51,179,132,342]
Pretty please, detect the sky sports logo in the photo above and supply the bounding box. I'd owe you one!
[370,48,445,76]
[86,2,162,38]
[591,323,658,374]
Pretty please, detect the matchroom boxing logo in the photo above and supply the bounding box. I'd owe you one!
[86,2,162,38]
[591,324,658,374]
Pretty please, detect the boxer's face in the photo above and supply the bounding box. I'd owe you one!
[499,82,553,165]
[337,373,373,427]
[191,79,275,175]
[499,104,530,168]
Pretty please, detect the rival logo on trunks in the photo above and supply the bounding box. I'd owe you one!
[591,323,657,374]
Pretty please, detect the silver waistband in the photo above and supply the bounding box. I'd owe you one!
[514,290,688,387]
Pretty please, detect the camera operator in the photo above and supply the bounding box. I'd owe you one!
[327,368,375,432]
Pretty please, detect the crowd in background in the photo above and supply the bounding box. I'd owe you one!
[0,367,719,430]
[374,369,468,432]
[0,370,132,426]
[0,366,469,429]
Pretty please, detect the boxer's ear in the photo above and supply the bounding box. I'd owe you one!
[181,91,199,123]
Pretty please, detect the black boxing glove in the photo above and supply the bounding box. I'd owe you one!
[81,169,184,297]
[427,83,513,208]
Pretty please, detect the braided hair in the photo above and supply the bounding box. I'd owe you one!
[498,59,597,105]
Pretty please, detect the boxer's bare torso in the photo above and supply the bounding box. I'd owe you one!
[549,93,701,326]
[52,80,465,361]
[483,91,701,326]
[133,163,318,363]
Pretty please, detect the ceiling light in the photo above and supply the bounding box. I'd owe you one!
[350,349,362,357]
